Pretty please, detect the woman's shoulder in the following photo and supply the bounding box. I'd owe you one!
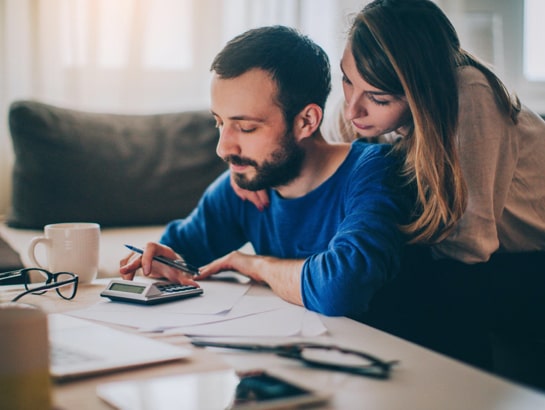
[456,66,502,118]
[456,66,494,98]
[457,65,488,85]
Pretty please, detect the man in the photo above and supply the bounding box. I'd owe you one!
[120,26,409,320]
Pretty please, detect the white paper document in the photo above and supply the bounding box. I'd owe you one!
[69,281,251,328]
[69,280,327,337]
[169,303,327,337]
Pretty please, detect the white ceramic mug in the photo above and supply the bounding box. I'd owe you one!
[0,303,51,409]
[28,222,100,284]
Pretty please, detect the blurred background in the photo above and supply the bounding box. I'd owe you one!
[1,0,544,216]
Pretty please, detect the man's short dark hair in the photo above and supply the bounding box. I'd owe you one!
[210,25,331,125]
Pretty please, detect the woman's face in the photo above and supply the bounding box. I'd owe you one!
[340,45,411,138]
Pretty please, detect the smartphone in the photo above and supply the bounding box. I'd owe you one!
[97,369,331,409]
[231,369,330,409]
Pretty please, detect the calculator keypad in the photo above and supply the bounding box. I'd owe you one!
[156,283,198,293]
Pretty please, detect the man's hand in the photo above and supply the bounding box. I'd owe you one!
[198,251,304,306]
[119,242,199,287]
[230,173,270,211]
[196,250,262,283]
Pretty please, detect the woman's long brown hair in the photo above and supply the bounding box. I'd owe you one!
[350,0,519,243]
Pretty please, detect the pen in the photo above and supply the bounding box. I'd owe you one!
[124,244,200,276]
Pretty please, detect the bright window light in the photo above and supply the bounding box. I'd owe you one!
[142,0,193,70]
[524,0,545,80]
[61,0,88,67]
[61,0,192,70]
[97,0,133,69]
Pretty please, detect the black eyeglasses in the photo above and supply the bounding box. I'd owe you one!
[191,340,399,379]
[0,268,79,302]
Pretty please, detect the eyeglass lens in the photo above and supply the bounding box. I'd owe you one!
[24,269,51,295]
[52,272,78,300]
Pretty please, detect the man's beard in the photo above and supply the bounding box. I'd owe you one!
[225,132,305,191]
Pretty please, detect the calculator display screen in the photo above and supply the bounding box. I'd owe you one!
[109,282,146,294]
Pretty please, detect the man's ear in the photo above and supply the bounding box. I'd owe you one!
[293,103,322,141]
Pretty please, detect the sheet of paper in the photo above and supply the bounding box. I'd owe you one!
[68,281,251,329]
[68,280,327,337]
[150,295,293,331]
[301,309,328,337]
[168,303,327,337]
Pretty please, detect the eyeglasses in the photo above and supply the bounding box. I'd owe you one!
[191,340,399,379]
[0,268,79,302]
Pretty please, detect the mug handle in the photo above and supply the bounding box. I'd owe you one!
[28,236,49,269]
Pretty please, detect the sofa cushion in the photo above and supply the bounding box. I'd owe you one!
[7,100,226,229]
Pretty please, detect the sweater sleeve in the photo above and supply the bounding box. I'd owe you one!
[301,144,410,317]
[160,171,248,266]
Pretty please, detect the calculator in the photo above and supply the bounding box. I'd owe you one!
[100,279,203,305]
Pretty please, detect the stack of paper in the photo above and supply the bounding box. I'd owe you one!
[69,280,327,337]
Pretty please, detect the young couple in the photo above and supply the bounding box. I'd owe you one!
[121,0,545,376]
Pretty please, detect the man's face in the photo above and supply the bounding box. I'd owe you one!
[210,68,304,191]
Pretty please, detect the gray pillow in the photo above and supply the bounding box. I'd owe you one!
[7,100,226,229]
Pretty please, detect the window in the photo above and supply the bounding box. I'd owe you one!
[61,0,193,70]
[524,0,545,81]
[440,0,545,114]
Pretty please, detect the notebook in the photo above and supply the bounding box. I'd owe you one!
[48,314,192,382]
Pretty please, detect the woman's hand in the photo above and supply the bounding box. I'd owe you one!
[230,173,269,211]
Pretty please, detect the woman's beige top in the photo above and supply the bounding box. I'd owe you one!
[324,66,545,263]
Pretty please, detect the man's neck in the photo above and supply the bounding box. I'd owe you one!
[275,134,351,199]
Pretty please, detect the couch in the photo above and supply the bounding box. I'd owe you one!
[0,100,227,278]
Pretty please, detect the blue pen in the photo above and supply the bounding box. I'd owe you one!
[124,244,200,276]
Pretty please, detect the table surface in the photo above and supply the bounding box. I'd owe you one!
[2,279,545,410]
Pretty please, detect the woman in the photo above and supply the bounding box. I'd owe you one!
[335,0,545,263]
[330,0,545,385]
[236,0,545,384]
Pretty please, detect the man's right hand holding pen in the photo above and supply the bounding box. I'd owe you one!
[119,242,201,287]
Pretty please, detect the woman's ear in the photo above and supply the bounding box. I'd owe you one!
[293,104,323,141]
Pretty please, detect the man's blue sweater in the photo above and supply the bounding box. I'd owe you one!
[161,140,410,319]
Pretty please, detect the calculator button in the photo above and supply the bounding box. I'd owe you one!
[157,284,197,292]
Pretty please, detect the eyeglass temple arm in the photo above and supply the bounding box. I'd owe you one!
[10,277,78,302]
[190,340,280,352]
[0,270,24,281]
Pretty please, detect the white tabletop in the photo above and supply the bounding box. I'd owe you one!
[2,279,544,409]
